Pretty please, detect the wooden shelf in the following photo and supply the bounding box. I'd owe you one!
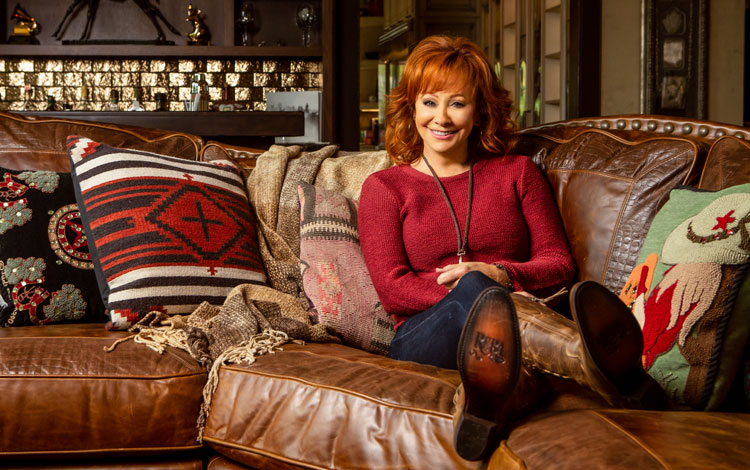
[0,44,323,58]
[15,111,304,137]
[359,102,379,112]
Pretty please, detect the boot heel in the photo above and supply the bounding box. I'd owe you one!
[454,287,521,461]
[453,412,499,462]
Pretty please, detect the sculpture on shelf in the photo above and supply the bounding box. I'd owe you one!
[8,4,40,44]
[52,0,180,44]
[186,3,211,46]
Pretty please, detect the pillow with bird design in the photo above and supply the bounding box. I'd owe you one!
[619,183,750,410]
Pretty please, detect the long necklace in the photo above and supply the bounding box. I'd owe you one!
[422,155,474,264]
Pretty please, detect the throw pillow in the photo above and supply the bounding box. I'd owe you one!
[620,183,750,410]
[297,182,395,355]
[68,136,266,330]
[0,167,106,326]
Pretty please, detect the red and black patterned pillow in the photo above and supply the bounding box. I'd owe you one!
[0,167,106,326]
[68,136,266,330]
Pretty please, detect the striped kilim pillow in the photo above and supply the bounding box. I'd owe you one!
[67,136,266,330]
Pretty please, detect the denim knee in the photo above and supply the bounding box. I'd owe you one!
[452,270,502,299]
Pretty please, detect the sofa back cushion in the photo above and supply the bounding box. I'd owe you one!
[516,128,700,293]
[0,111,201,172]
[699,136,750,191]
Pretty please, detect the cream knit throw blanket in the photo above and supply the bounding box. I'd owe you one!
[107,144,395,439]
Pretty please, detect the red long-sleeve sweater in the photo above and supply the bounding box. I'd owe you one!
[358,154,575,327]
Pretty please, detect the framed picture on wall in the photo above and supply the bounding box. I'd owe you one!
[267,91,322,144]
[642,0,707,119]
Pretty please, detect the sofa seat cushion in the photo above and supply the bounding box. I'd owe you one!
[0,324,206,458]
[504,409,750,470]
[3,456,205,470]
[203,342,484,470]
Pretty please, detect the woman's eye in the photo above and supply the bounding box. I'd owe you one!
[451,102,466,108]
[422,99,436,106]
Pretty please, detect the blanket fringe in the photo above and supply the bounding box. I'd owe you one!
[103,317,191,357]
[196,328,300,442]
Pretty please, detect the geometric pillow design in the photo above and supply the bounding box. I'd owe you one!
[68,136,266,330]
[297,182,395,355]
[620,183,750,410]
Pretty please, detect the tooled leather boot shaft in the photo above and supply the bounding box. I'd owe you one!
[511,293,624,406]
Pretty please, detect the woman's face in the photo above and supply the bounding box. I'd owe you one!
[413,87,476,162]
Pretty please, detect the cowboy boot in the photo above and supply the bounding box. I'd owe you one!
[453,286,522,461]
[513,280,667,410]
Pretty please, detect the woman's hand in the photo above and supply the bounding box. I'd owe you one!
[436,262,511,290]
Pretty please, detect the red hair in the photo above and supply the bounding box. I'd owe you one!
[385,35,517,165]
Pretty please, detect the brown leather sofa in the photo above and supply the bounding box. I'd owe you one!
[1,110,749,470]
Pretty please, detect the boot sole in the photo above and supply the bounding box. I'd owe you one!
[454,287,521,461]
[571,280,667,409]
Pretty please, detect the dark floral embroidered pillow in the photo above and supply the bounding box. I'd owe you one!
[0,168,106,326]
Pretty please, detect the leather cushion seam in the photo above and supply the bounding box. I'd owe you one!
[249,347,460,387]
[0,443,204,457]
[220,366,453,418]
[592,410,668,469]
[205,436,330,470]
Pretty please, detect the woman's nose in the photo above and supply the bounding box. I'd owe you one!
[434,104,451,125]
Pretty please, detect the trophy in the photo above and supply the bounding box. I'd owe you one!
[8,4,40,44]
[186,4,211,46]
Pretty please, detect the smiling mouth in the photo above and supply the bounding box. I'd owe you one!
[430,129,456,136]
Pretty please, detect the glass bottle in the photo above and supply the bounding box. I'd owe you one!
[190,73,209,111]
[189,73,200,111]
[45,95,56,111]
[199,74,210,111]
[154,92,167,111]
[128,86,144,112]
[77,85,90,111]
[214,86,237,111]
[108,89,120,111]
[21,84,33,110]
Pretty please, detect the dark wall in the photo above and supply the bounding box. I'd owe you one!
[568,0,601,118]
[335,0,360,150]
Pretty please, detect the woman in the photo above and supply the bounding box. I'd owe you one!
[358,35,664,461]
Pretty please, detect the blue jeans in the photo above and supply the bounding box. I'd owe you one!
[389,271,506,370]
